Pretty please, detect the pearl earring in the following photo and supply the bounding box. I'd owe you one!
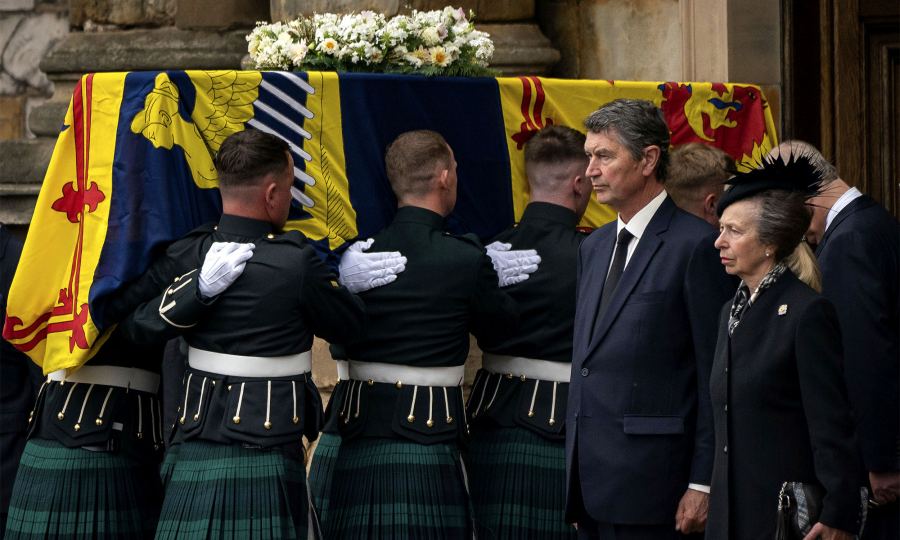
[765,251,771,257]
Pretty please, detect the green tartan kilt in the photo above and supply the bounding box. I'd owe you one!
[154,441,309,540]
[323,437,471,540]
[4,439,162,539]
[306,432,341,526]
[466,426,575,540]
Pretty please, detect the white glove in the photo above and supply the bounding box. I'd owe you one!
[486,241,541,287]
[339,238,407,294]
[198,242,255,299]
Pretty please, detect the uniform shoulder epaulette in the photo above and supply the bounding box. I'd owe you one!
[186,222,217,237]
[443,231,485,250]
[264,229,309,247]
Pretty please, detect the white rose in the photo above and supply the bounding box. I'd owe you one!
[420,26,441,46]
[289,40,308,65]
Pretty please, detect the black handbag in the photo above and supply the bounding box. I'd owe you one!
[775,481,869,539]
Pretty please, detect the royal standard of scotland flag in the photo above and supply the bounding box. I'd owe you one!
[3,71,778,373]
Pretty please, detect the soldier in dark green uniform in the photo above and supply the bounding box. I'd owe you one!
[320,130,529,539]
[466,126,592,539]
[4,211,229,538]
[112,129,405,539]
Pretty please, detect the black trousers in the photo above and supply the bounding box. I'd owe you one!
[576,516,689,540]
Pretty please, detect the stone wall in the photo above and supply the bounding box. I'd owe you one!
[0,0,68,140]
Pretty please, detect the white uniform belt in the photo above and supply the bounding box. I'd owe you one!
[348,360,464,387]
[335,360,349,381]
[47,366,160,394]
[482,354,571,383]
[188,347,312,378]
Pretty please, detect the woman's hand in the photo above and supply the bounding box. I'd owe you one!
[801,522,854,540]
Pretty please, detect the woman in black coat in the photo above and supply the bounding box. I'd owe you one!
[706,155,864,540]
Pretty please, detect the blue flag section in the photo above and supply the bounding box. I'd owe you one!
[339,73,514,239]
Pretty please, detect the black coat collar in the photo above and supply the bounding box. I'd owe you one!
[391,206,446,230]
[520,202,578,228]
[216,214,276,239]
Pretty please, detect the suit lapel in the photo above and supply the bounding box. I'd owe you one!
[574,228,615,356]
[816,195,874,255]
[586,197,674,354]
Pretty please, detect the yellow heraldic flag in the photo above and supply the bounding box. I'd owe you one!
[498,77,778,229]
[286,71,358,250]
[4,73,126,373]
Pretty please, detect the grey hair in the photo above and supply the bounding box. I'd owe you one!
[753,190,812,260]
[777,140,839,184]
[584,99,671,181]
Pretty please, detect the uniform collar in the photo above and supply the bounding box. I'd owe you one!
[216,214,276,238]
[520,201,578,227]
[392,206,446,229]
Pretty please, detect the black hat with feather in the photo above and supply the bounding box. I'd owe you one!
[716,152,825,216]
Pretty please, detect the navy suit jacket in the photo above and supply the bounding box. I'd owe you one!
[816,194,899,472]
[566,195,729,525]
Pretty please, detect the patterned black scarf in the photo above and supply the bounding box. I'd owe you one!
[727,262,787,336]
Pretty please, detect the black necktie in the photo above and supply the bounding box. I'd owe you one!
[597,228,633,319]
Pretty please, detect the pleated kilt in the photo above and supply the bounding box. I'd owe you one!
[306,432,341,526]
[155,440,309,540]
[466,426,575,540]
[5,439,162,539]
[323,437,471,540]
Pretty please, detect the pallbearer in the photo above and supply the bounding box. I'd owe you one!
[114,129,401,539]
[323,130,530,539]
[466,126,591,539]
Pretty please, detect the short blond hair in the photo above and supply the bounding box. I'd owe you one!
[667,143,735,207]
[384,130,452,198]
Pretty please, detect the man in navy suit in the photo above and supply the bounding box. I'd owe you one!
[778,140,899,540]
[566,99,727,539]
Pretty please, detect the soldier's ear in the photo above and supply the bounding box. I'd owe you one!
[264,180,278,206]
[436,168,450,190]
[704,193,719,220]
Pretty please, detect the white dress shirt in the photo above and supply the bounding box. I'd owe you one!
[825,187,862,233]
[608,189,668,277]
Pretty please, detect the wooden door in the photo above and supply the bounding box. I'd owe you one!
[784,0,899,217]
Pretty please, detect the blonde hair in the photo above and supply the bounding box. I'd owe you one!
[785,241,822,292]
